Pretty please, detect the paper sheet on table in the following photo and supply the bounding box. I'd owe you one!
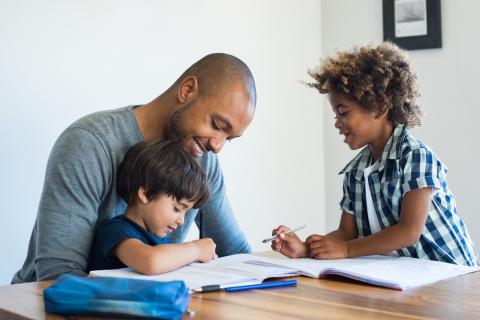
[245,254,480,290]
[90,254,297,290]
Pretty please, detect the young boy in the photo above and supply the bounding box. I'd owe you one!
[272,42,478,266]
[88,140,217,274]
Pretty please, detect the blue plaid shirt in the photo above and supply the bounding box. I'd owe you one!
[339,125,478,266]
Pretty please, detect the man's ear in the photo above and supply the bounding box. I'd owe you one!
[177,76,199,103]
[138,187,149,204]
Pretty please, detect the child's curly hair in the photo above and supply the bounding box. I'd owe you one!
[307,42,422,128]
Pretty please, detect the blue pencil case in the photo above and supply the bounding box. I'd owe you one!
[44,274,190,319]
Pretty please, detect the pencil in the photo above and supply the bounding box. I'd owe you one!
[262,225,306,243]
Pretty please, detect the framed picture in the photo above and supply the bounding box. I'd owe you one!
[383,0,442,50]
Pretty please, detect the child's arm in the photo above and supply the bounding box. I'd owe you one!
[114,238,217,275]
[308,187,433,259]
[303,211,357,259]
[324,211,358,241]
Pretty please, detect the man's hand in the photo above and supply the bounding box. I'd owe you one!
[306,234,349,259]
[271,225,308,258]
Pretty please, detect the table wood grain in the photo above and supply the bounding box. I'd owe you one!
[1,271,479,319]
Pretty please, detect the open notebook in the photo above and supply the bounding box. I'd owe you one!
[244,253,479,290]
[90,254,298,291]
[90,252,479,291]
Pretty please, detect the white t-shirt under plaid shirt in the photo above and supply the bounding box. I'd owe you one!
[339,125,478,266]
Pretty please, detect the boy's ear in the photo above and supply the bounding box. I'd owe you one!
[375,106,389,118]
[375,99,389,119]
[138,187,149,204]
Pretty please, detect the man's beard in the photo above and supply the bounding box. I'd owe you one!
[166,101,193,143]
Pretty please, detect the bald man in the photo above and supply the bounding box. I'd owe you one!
[12,53,256,283]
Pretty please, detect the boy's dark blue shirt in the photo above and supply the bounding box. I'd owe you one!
[88,215,170,271]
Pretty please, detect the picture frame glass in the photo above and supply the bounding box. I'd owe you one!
[395,0,427,38]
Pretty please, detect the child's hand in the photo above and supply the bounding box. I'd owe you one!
[271,225,308,258]
[306,235,349,259]
[192,238,218,262]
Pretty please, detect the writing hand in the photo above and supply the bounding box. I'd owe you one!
[271,225,308,258]
[193,238,218,262]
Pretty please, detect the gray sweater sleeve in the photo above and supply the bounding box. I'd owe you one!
[195,153,252,256]
[35,127,111,280]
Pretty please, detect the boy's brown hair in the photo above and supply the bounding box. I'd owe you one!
[307,42,422,128]
[117,140,210,208]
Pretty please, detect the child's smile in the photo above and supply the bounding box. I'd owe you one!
[328,91,392,161]
[339,128,351,144]
[126,192,194,238]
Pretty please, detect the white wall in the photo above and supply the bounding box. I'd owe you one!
[0,0,323,285]
[321,0,480,251]
[3,0,476,287]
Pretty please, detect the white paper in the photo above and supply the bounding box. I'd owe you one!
[90,253,479,291]
[90,254,297,290]
[245,254,480,290]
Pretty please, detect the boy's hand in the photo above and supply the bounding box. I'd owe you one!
[192,238,218,262]
[306,235,349,259]
[271,225,308,258]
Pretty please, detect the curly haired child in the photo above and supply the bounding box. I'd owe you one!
[271,42,478,266]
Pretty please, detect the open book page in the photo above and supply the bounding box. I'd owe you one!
[245,254,480,290]
[90,252,479,291]
[328,256,480,289]
[90,254,297,290]
[246,254,383,278]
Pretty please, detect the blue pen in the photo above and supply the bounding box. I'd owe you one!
[224,279,297,292]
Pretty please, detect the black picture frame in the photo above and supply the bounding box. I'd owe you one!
[383,0,442,50]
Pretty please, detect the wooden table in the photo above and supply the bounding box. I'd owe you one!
[1,272,479,320]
